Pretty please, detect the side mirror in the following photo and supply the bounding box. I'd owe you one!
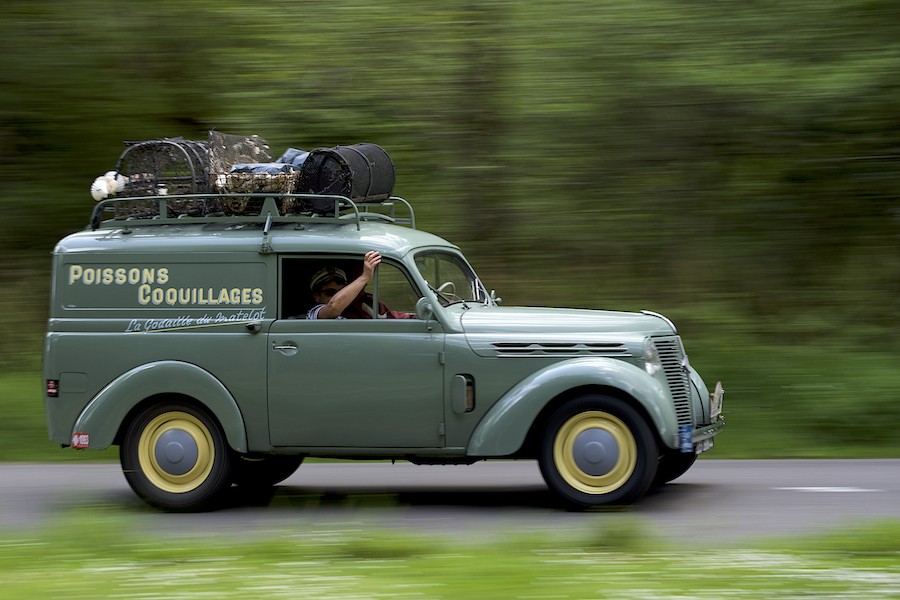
[416,297,435,324]
[490,290,502,305]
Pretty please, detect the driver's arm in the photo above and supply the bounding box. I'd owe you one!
[317,251,381,319]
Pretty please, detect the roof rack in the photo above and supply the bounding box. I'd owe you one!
[88,193,415,232]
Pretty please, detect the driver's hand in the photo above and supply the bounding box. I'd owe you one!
[363,251,382,278]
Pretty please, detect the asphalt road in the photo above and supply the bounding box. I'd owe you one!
[2,459,898,544]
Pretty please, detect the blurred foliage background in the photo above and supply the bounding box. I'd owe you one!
[1,0,898,457]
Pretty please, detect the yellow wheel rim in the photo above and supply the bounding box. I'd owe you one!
[137,411,215,494]
[553,410,637,495]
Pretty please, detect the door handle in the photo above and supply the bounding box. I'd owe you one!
[273,343,299,356]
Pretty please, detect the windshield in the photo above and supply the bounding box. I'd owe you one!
[414,251,490,306]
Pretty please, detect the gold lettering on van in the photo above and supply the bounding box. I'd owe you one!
[67,264,263,307]
[69,265,169,286]
[137,285,264,306]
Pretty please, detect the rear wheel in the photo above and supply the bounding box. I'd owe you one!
[120,403,233,512]
[539,395,657,508]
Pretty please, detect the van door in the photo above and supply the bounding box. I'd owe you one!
[267,259,445,448]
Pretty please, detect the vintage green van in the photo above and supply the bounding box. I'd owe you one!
[44,192,724,511]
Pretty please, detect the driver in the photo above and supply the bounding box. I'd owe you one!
[307,251,391,319]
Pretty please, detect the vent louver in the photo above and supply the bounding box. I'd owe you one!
[653,336,694,426]
[491,342,630,357]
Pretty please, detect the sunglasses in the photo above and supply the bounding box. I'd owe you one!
[320,286,343,298]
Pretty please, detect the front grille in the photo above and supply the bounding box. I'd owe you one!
[491,342,631,358]
[653,336,693,426]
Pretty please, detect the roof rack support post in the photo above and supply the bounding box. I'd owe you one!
[260,213,273,254]
[389,196,415,228]
[260,197,281,217]
[338,197,362,231]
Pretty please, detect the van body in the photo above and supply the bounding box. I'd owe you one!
[45,194,724,511]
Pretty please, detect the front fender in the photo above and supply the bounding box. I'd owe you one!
[466,357,677,456]
[72,361,248,452]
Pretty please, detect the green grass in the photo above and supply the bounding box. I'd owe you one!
[1,509,898,599]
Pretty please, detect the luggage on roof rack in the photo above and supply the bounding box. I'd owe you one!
[296,143,395,212]
[115,131,276,197]
[112,132,279,217]
[116,137,211,197]
[94,134,396,219]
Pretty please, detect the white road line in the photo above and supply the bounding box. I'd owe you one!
[772,487,884,493]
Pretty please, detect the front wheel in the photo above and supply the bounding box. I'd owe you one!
[653,449,697,487]
[539,395,657,508]
[120,402,233,512]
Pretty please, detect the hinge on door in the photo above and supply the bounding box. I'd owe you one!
[438,422,446,437]
[438,351,445,365]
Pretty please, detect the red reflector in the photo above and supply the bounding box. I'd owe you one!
[47,380,59,398]
[71,433,90,449]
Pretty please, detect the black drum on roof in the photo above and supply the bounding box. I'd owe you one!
[296,143,395,212]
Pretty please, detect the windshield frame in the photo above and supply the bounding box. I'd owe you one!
[411,249,492,308]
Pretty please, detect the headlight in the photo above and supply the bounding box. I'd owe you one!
[643,338,662,375]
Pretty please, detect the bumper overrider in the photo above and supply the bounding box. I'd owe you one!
[679,381,725,454]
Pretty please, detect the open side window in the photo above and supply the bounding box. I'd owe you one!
[279,256,421,320]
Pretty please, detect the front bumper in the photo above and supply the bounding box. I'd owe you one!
[691,416,725,453]
[676,380,725,454]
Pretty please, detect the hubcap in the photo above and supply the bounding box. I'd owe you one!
[137,411,215,493]
[554,410,637,495]
[573,428,620,476]
[154,428,200,476]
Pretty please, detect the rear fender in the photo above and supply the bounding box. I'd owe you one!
[466,357,677,456]
[71,361,248,452]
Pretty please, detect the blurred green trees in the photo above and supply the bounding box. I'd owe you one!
[1,0,897,454]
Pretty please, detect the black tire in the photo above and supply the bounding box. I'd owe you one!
[120,402,233,512]
[232,454,304,488]
[653,449,697,487]
[538,395,658,509]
